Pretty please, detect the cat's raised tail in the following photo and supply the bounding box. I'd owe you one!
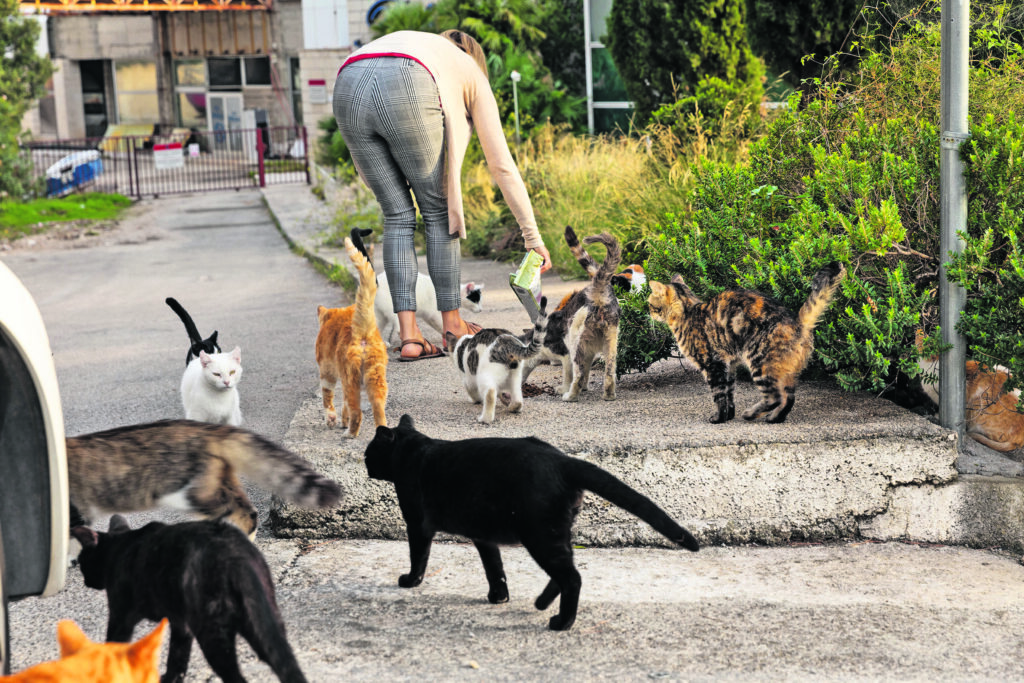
[166,297,219,365]
[797,261,846,341]
[564,458,700,551]
[343,235,379,336]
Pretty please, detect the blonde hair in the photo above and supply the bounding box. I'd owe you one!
[441,29,489,81]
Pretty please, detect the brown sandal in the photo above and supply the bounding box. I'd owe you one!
[399,338,446,362]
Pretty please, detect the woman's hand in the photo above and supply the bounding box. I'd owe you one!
[532,245,553,274]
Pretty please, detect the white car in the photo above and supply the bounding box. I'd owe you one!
[0,261,68,674]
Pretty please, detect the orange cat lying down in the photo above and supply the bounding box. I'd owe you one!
[920,358,1024,452]
[1,618,166,682]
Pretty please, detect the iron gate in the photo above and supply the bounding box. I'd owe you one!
[22,125,309,199]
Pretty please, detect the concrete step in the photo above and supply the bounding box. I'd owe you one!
[270,355,1024,551]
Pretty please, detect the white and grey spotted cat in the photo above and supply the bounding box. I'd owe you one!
[445,297,549,424]
[521,227,622,402]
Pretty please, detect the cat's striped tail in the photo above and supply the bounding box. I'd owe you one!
[565,226,599,277]
[565,458,699,551]
[583,233,623,298]
[797,261,846,343]
[202,422,344,508]
[344,236,379,335]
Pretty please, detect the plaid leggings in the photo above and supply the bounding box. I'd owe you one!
[333,57,461,313]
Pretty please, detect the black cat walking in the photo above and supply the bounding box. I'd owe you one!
[365,414,700,631]
[73,516,308,683]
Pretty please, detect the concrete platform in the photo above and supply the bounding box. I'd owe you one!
[262,183,1024,553]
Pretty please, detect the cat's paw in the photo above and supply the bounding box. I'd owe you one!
[398,573,423,588]
[343,429,360,438]
[561,391,579,402]
[487,584,510,604]
[603,390,616,401]
[547,614,576,631]
[741,409,760,421]
[477,413,495,424]
[325,412,337,428]
[498,391,512,406]
[507,401,523,413]
[709,413,731,424]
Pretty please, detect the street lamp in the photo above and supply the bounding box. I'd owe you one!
[510,70,522,156]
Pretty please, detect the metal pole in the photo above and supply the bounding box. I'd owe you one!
[511,70,522,160]
[939,0,970,442]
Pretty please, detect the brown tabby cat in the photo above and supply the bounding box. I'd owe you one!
[67,420,343,538]
[315,235,389,437]
[521,227,622,402]
[1,619,166,683]
[648,262,845,424]
[919,358,1024,452]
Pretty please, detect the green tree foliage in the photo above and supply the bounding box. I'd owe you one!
[0,0,54,199]
[371,0,585,132]
[745,0,864,89]
[605,0,765,122]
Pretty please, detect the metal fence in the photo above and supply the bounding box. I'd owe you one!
[22,125,309,199]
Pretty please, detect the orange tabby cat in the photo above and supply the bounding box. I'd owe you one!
[1,619,166,683]
[920,358,1024,452]
[315,236,389,437]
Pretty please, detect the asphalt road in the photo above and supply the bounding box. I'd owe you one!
[3,189,1024,682]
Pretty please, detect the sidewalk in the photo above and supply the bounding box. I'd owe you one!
[260,182,1024,553]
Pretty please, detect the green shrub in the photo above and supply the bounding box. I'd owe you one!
[947,112,1024,397]
[615,284,677,377]
[641,9,1023,397]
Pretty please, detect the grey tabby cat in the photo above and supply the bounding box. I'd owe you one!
[444,297,549,424]
[66,420,343,538]
[521,227,622,402]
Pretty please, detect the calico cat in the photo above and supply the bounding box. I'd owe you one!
[315,235,388,437]
[376,275,485,347]
[1,618,166,683]
[611,264,647,293]
[648,262,846,424]
[444,297,549,424]
[72,516,307,683]
[180,346,243,426]
[66,420,342,537]
[365,415,699,631]
[919,357,1024,452]
[521,227,622,402]
[166,297,219,366]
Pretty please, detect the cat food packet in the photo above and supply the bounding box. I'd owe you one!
[510,250,544,322]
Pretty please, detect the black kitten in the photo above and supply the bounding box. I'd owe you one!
[72,515,308,683]
[166,297,220,366]
[364,414,700,631]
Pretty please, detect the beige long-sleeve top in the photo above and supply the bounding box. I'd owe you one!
[340,31,543,250]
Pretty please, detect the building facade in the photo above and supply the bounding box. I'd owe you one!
[21,0,378,141]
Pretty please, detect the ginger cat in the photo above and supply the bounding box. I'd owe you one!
[315,235,389,437]
[1,619,166,683]
[920,358,1024,452]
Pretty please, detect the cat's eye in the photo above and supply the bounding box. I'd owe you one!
[230,370,236,375]
[649,305,662,314]
[213,372,221,377]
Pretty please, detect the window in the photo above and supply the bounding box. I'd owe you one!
[175,60,206,87]
[244,57,271,86]
[585,0,632,134]
[208,56,271,89]
[114,61,159,124]
[208,57,242,89]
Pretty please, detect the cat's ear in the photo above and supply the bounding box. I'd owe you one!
[70,525,99,549]
[57,620,91,657]
[373,425,395,442]
[229,346,242,362]
[108,514,132,534]
[398,414,416,430]
[128,619,167,670]
[209,331,219,347]
[445,331,459,351]
[670,274,698,303]
[199,351,211,367]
